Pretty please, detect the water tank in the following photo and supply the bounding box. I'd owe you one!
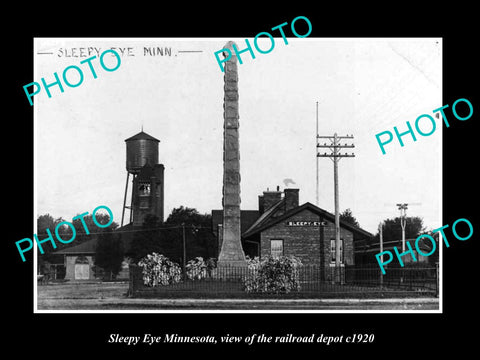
[125,131,160,173]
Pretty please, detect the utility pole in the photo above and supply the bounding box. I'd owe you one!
[395,202,421,252]
[182,223,186,277]
[397,203,408,253]
[379,221,384,287]
[316,102,319,206]
[392,202,420,283]
[317,133,355,284]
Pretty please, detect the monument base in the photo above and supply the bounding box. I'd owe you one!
[217,260,247,268]
[214,260,248,280]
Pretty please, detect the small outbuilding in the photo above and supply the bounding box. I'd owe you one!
[54,239,97,280]
[54,237,131,281]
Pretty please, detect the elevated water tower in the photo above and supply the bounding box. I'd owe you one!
[121,130,165,227]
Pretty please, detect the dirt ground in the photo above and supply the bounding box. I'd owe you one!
[36,281,439,311]
[38,281,129,299]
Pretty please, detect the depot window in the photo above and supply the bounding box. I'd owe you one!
[330,239,344,264]
[270,239,284,259]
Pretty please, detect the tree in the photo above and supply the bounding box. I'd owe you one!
[128,207,216,264]
[36,212,119,273]
[340,208,360,228]
[69,212,119,242]
[165,206,212,227]
[129,214,166,263]
[95,229,124,280]
[37,214,67,271]
[164,206,216,262]
[37,212,119,249]
[38,214,65,235]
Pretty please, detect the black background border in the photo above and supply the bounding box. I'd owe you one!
[6,5,478,355]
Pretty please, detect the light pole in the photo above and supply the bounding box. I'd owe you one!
[397,203,408,253]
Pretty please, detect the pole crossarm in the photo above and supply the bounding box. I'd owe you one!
[317,144,355,148]
[317,135,354,139]
[394,202,421,252]
[317,153,355,157]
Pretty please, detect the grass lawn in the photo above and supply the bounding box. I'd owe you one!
[36,281,438,310]
[38,281,129,299]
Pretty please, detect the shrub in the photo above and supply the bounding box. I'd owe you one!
[186,257,208,280]
[186,257,218,280]
[244,256,303,294]
[205,257,217,270]
[245,255,260,270]
[138,253,182,287]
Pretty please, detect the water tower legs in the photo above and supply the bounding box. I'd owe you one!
[121,172,130,227]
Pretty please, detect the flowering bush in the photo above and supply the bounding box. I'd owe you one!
[186,257,218,280]
[138,253,182,287]
[186,257,208,280]
[244,255,303,294]
[245,255,260,270]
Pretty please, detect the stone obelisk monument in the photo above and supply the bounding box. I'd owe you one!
[217,41,247,270]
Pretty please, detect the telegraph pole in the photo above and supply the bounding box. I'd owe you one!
[317,133,355,284]
[182,223,186,276]
[393,202,420,283]
[379,221,384,287]
[394,202,421,252]
[397,203,408,253]
[316,102,319,206]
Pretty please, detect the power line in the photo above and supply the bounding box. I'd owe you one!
[37,224,213,237]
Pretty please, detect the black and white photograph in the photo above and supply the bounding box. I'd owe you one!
[7,8,478,355]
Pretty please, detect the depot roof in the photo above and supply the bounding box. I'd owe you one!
[241,202,374,239]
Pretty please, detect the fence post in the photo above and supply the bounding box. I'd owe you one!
[128,264,135,297]
[435,262,439,297]
[379,266,383,288]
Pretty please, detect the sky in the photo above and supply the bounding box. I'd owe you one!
[34,37,442,234]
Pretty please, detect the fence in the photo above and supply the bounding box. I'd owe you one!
[37,264,66,284]
[128,264,438,299]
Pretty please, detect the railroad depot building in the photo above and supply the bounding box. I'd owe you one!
[212,187,373,276]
